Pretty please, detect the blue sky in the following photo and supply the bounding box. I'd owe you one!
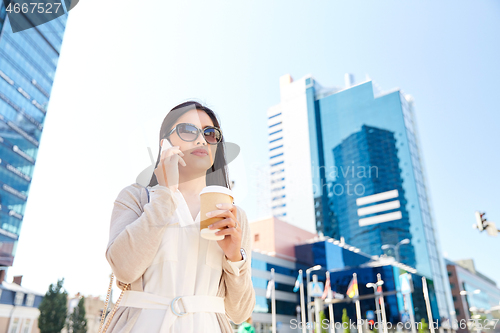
[7,0,499,297]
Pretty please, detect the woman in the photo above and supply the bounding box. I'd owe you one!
[104,101,256,332]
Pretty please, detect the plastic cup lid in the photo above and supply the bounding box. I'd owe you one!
[199,185,233,197]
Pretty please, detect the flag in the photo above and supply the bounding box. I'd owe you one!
[347,274,358,298]
[266,270,275,299]
[321,274,331,300]
[293,271,303,293]
[377,284,383,304]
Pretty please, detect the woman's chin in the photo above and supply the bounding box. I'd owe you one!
[183,159,212,173]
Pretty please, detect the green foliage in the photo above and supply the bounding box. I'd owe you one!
[319,310,329,333]
[67,297,87,333]
[418,318,429,333]
[342,308,350,333]
[38,278,68,333]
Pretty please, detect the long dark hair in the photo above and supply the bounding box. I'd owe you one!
[147,101,231,189]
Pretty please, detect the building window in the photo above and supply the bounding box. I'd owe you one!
[269,137,283,144]
[23,318,31,333]
[269,129,283,136]
[26,293,35,307]
[270,152,283,159]
[455,309,460,316]
[8,317,19,333]
[255,234,259,242]
[450,283,455,290]
[270,144,283,152]
[14,292,24,306]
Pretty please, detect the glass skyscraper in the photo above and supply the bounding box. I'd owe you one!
[330,125,416,269]
[267,74,456,325]
[0,6,68,269]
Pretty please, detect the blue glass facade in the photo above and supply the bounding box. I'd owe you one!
[294,239,440,326]
[0,8,68,266]
[331,125,415,268]
[305,79,453,322]
[252,255,299,316]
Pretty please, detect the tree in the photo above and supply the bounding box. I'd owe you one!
[319,310,329,333]
[67,296,87,333]
[342,308,350,333]
[38,278,68,333]
[418,318,429,333]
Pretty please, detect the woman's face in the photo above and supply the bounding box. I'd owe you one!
[164,109,218,172]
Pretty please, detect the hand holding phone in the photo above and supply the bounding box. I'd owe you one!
[154,139,186,191]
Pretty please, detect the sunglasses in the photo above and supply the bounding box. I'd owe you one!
[166,123,223,145]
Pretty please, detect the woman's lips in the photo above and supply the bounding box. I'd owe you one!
[191,150,208,156]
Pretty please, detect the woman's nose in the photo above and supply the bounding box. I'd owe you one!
[195,138,207,145]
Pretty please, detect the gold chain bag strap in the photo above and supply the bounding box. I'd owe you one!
[98,185,150,333]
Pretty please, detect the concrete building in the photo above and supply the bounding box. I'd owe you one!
[0,275,43,333]
[446,259,500,333]
[62,293,111,333]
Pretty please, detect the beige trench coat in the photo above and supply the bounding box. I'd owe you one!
[104,183,256,332]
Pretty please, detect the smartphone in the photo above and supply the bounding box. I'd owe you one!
[161,138,173,154]
[161,139,185,169]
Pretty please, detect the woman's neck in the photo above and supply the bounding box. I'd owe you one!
[177,172,206,197]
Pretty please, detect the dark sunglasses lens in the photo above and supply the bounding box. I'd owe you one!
[178,124,198,141]
[204,128,221,144]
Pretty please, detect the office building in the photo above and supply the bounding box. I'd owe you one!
[249,216,316,333]
[0,5,68,275]
[446,259,500,333]
[267,73,455,325]
[248,214,438,333]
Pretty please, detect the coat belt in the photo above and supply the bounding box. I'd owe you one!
[118,290,225,332]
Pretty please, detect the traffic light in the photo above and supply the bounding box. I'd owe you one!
[474,211,487,231]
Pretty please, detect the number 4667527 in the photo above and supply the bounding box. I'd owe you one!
[6,2,62,14]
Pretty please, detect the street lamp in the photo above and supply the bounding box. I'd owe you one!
[367,280,385,333]
[460,289,482,333]
[306,265,322,333]
[381,238,410,263]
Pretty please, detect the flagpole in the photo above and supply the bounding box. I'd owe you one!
[422,277,435,333]
[377,273,389,333]
[353,273,363,333]
[328,291,335,333]
[326,271,335,333]
[271,268,276,333]
[299,270,307,333]
[355,299,363,333]
[313,275,321,333]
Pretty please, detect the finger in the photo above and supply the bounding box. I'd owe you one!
[160,147,183,161]
[219,203,237,217]
[169,154,186,166]
[206,208,235,219]
[215,203,234,210]
[160,147,175,161]
[215,227,238,236]
[208,217,237,230]
[166,147,184,159]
